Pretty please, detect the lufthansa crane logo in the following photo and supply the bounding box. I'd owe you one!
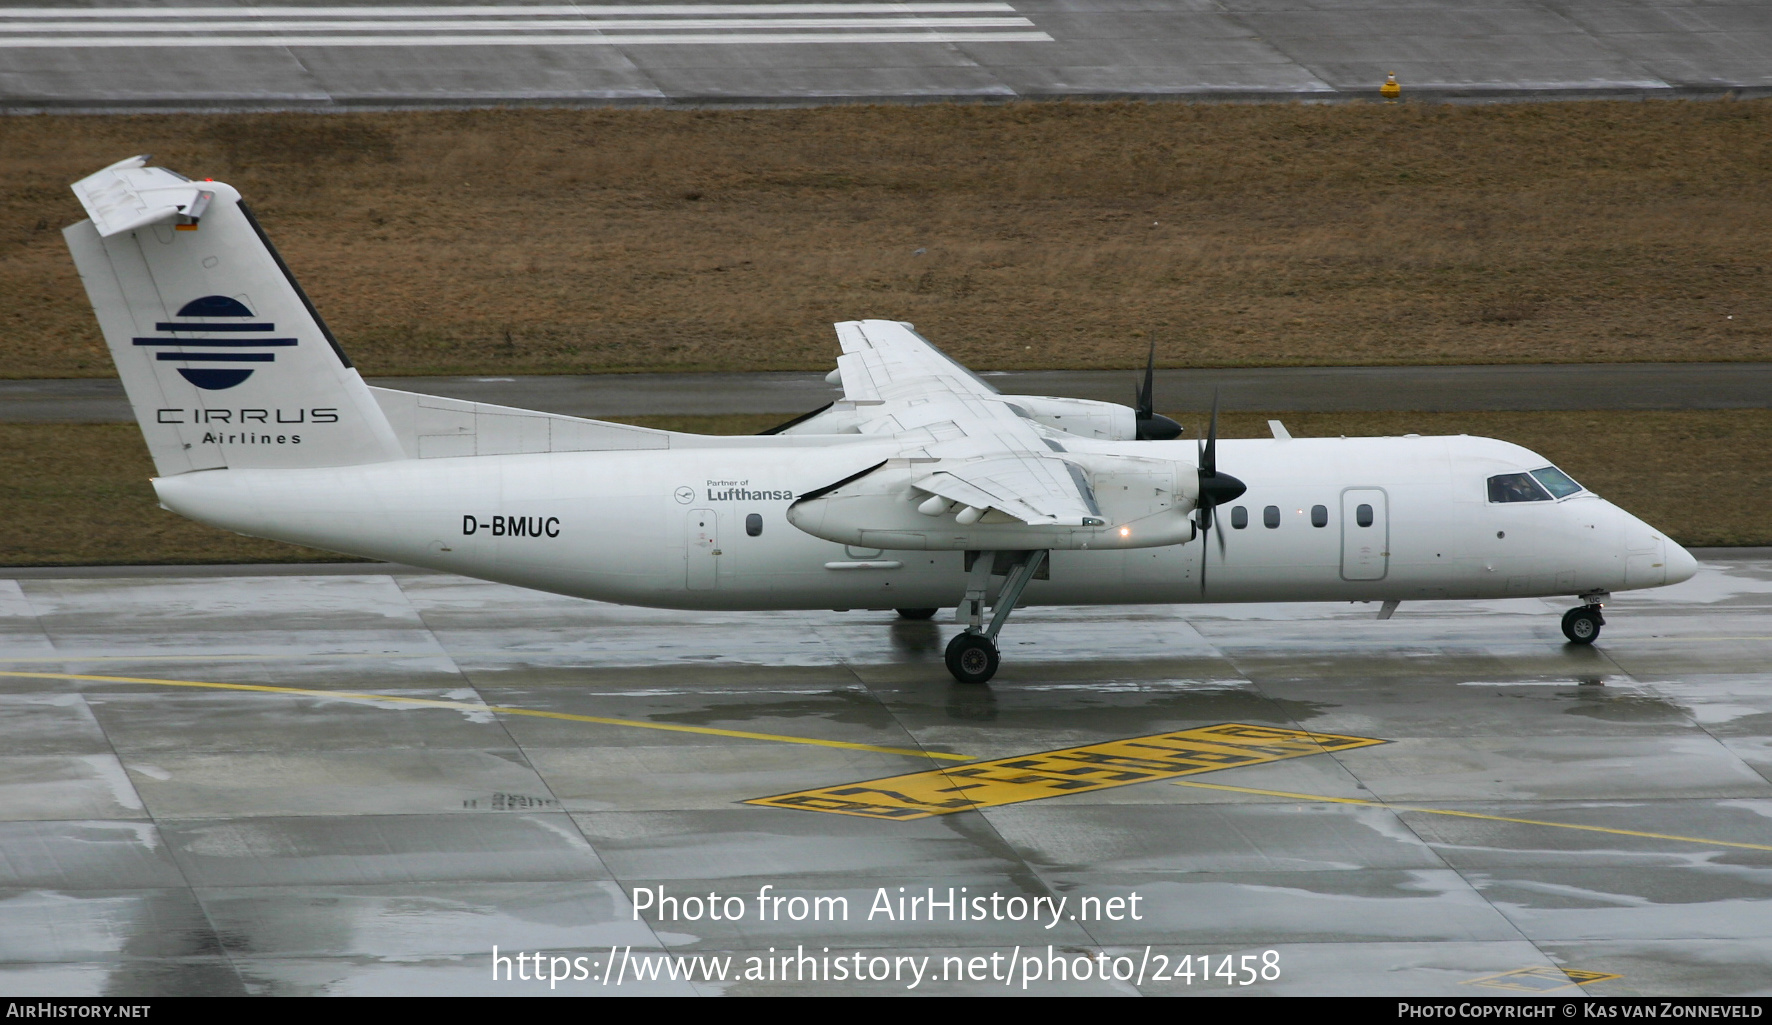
[131,295,295,391]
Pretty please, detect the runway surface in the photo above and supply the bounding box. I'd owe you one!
[1,554,1768,995]
[5,362,1768,422]
[2,1,1770,111]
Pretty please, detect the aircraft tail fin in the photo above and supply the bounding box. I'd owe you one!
[63,156,405,475]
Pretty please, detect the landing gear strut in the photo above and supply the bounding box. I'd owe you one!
[944,550,1047,684]
[1561,592,1608,645]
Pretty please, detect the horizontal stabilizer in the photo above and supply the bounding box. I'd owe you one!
[71,156,214,238]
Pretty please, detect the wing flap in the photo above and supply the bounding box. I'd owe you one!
[834,351,884,405]
[916,454,1101,526]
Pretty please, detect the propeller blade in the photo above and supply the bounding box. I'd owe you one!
[1138,342,1155,418]
[1132,342,1182,440]
[1192,389,1243,595]
[1202,389,1220,477]
[1195,389,1246,508]
[1199,527,1208,594]
[1204,507,1230,595]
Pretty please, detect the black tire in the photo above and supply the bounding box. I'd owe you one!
[1562,606,1603,645]
[945,632,1000,684]
[896,608,940,621]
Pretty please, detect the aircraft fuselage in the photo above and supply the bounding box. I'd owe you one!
[155,433,1691,612]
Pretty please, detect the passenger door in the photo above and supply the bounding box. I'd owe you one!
[1341,489,1388,581]
[686,509,719,590]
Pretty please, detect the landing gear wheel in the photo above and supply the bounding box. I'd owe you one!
[896,608,939,621]
[945,632,1000,684]
[1562,606,1604,645]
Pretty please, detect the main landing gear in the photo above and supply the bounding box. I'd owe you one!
[944,550,1047,684]
[1561,592,1609,645]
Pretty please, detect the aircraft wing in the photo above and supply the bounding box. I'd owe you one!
[824,320,1104,526]
[833,320,999,406]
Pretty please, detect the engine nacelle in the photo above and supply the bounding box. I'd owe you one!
[1000,395,1138,441]
[786,453,1199,552]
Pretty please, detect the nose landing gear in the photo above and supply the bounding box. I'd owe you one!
[1561,592,1609,644]
[944,549,1047,684]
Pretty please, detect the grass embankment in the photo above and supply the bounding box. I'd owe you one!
[5,410,1764,566]
[2,101,1769,378]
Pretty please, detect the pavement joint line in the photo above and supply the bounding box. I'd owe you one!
[1171,780,1772,852]
[0,669,970,762]
[1597,635,1772,642]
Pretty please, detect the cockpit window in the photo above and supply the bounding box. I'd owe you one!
[1530,466,1582,499]
[1487,472,1551,503]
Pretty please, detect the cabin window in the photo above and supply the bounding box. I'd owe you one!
[1487,472,1551,503]
[1311,504,1328,527]
[1263,505,1280,529]
[1231,505,1248,529]
[1530,466,1583,499]
[745,513,763,537]
[1356,503,1374,528]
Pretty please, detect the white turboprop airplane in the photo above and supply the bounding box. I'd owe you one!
[63,157,1698,683]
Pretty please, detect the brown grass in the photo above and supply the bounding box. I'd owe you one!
[3,410,1764,566]
[2,102,1770,379]
[0,423,355,565]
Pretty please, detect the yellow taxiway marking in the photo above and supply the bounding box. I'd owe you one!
[13,666,1768,853]
[0,653,459,663]
[1463,966,1622,993]
[0,670,968,763]
[1610,636,1772,643]
[0,651,624,664]
[747,723,1388,820]
[1172,780,1772,852]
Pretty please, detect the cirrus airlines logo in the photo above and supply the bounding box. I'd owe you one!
[131,295,294,391]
